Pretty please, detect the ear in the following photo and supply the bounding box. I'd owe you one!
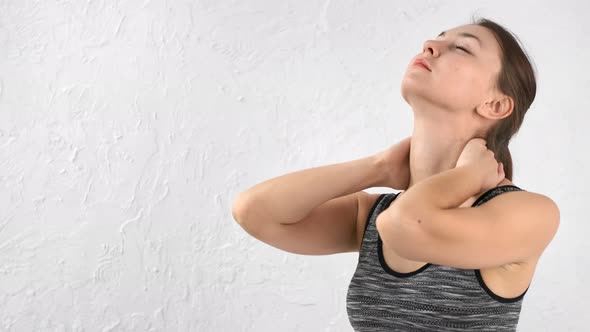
[476,95,513,120]
[489,95,514,120]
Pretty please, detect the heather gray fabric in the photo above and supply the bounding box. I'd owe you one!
[346,185,528,331]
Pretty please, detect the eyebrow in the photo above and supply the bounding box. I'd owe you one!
[437,31,482,46]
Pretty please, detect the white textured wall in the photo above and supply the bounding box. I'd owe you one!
[0,0,587,331]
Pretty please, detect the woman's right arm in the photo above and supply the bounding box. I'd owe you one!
[232,155,388,226]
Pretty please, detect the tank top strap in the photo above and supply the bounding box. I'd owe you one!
[366,193,394,228]
[471,185,525,207]
[359,192,398,242]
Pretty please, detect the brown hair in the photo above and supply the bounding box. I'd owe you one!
[472,16,537,181]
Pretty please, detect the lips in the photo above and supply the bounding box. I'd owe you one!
[413,58,431,71]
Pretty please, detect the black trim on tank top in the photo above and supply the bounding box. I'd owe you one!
[360,193,388,243]
[474,269,529,303]
[378,234,433,277]
[471,185,524,207]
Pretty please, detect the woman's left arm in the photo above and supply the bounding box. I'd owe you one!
[380,165,484,238]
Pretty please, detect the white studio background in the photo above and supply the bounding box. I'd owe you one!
[0,0,586,331]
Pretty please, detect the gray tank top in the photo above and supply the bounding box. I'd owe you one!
[346,185,528,331]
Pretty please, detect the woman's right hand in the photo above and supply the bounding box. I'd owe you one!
[373,136,412,190]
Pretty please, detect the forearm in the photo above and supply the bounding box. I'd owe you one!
[233,155,386,225]
[393,165,483,217]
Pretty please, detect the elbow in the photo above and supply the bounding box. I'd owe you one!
[376,207,416,260]
[232,193,253,224]
[377,203,406,223]
[375,206,405,240]
[232,202,244,223]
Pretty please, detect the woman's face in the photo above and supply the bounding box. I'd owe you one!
[401,24,504,114]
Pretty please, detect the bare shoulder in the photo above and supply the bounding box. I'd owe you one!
[498,179,559,213]
[355,191,390,251]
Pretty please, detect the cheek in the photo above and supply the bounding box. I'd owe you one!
[400,63,488,109]
[441,68,487,102]
[447,64,477,86]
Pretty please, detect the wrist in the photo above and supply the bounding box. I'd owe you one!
[455,164,485,192]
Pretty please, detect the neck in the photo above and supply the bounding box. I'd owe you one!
[406,114,477,190]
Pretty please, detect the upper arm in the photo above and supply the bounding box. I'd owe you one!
[376,191,560,269]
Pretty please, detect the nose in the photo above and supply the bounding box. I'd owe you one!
[422,39,441,57]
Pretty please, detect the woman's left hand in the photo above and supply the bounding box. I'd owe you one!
[456,138,505,192]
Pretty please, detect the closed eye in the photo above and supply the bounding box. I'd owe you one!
[455,45,471,54]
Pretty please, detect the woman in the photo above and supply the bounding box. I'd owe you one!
[347,18,560,331]
[233,17,560,331]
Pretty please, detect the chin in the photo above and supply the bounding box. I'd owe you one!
[400,82,430,108]
[400,80,415,105]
